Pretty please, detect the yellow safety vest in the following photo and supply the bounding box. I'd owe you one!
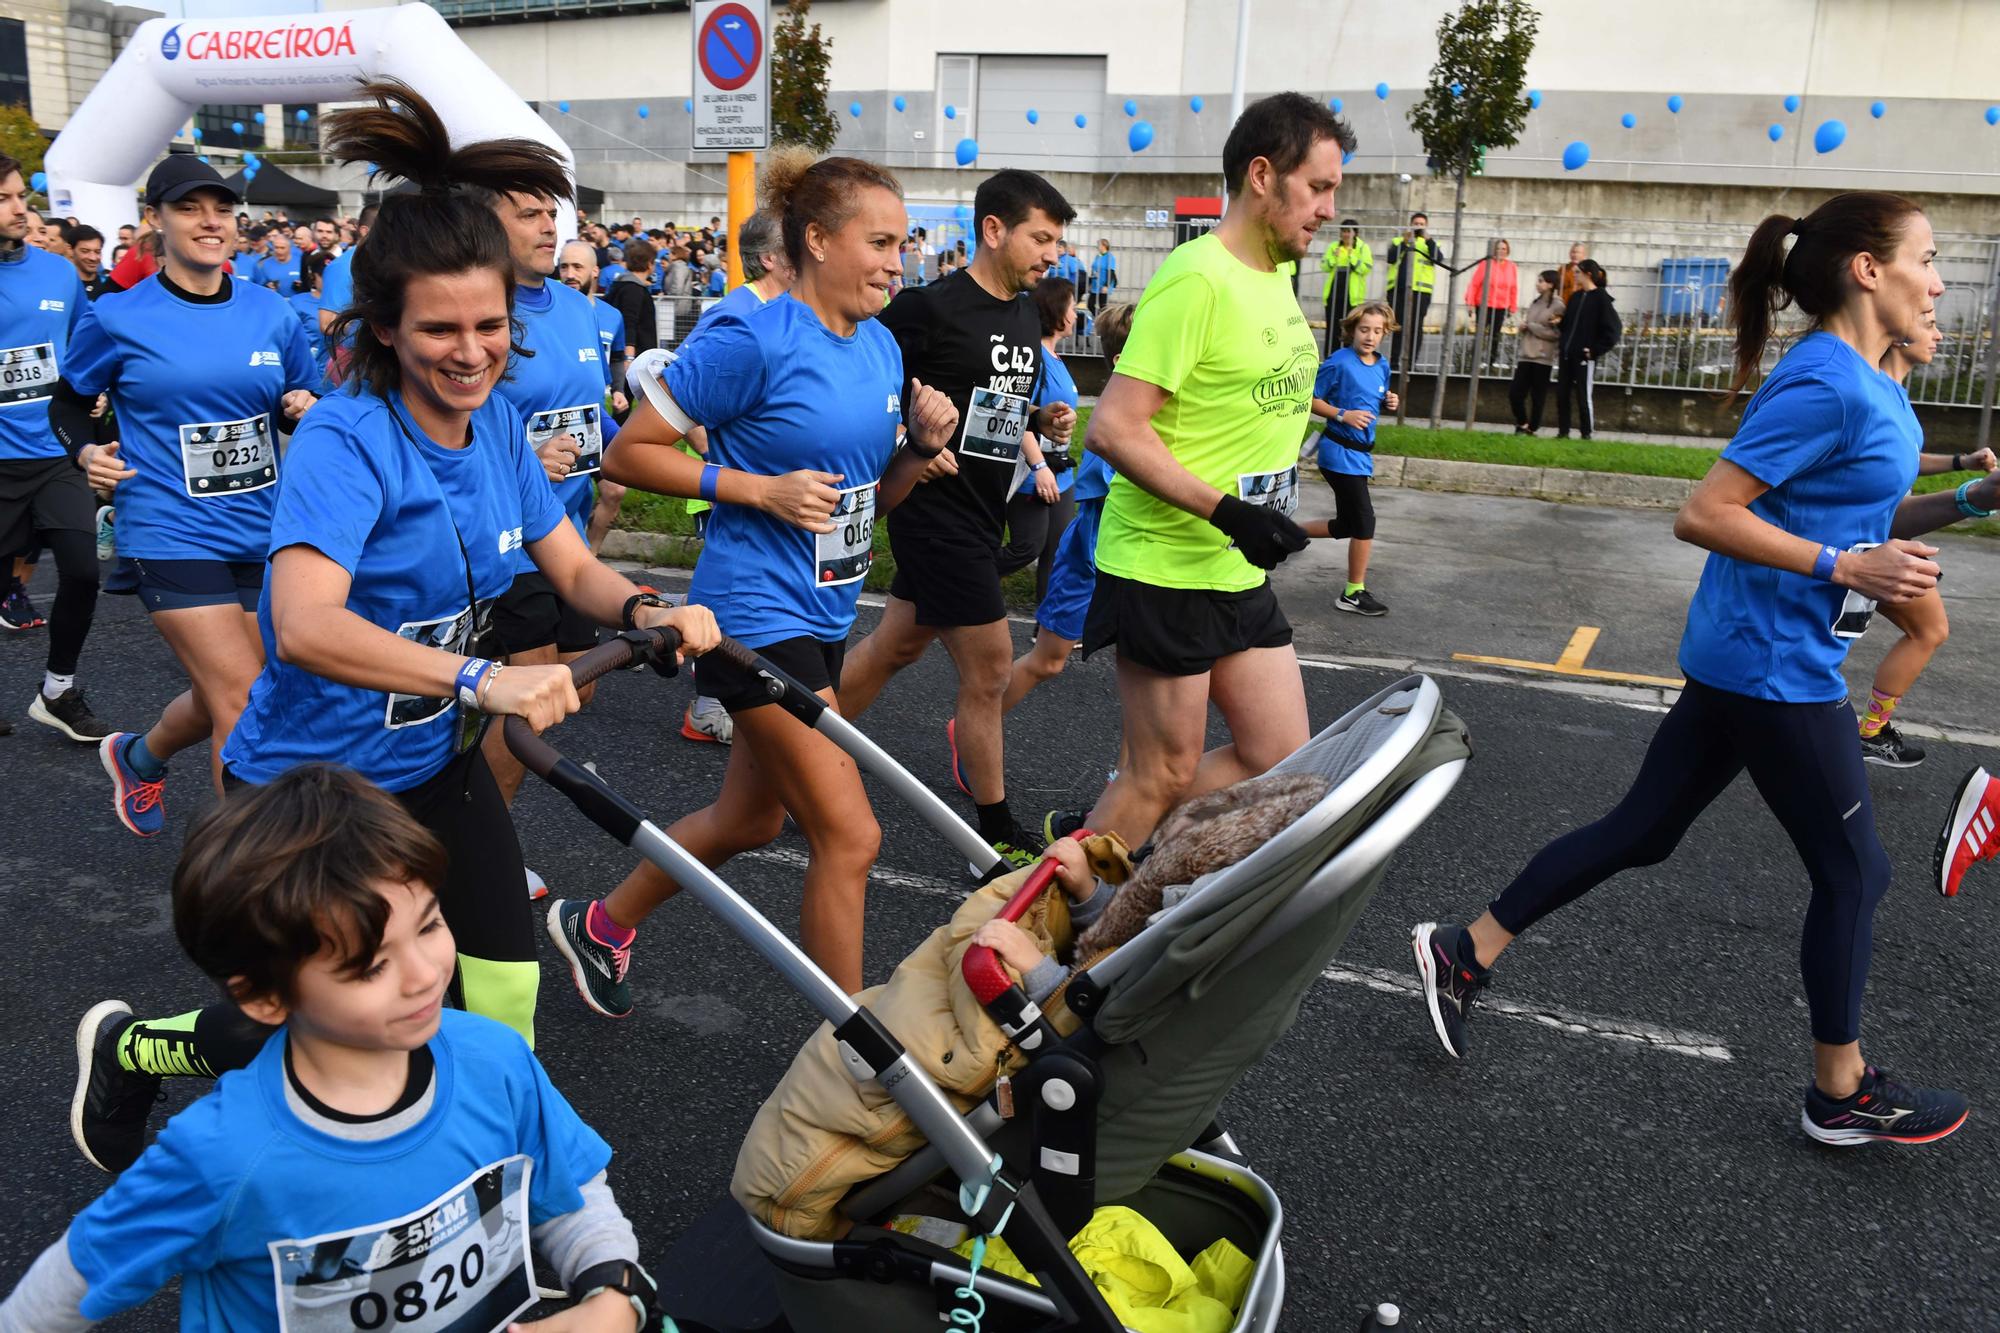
[1387,236,1438,296]
[1322,240,1373,308]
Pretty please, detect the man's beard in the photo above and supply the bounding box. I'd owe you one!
[1261,179,1311,266]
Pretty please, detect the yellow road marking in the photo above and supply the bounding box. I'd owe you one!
[1453,625,1686,690]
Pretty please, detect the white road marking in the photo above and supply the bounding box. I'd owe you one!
[740,848,1733,1063]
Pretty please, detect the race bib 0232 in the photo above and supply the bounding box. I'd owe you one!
[816,482,877,589]
[957,387,1029,465]
[527,404,605,477]
[180,413,277,498]
[267,1155,536,1333]
[0,342,58,407]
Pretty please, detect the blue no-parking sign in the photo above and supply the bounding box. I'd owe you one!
[692,0,769,151]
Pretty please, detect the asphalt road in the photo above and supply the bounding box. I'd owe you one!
[2,487,1996,1331]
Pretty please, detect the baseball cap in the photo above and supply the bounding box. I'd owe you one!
[144,155,239,207]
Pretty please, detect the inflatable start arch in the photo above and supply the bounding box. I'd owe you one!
[43,4,576,236]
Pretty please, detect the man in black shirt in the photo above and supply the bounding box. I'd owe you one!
[838,169,1077,866]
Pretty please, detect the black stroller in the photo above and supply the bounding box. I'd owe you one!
[511,630,1471,1331]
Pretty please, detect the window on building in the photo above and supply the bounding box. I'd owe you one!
[0,19,29,110]
[196,104,262,150]
[284,103,317,148]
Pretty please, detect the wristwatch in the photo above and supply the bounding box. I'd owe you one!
[570,1259,661,1331]
[621,591,674,631]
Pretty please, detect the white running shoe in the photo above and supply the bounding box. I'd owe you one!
[526,867,549,901]
[681,695,733,744]
[94,507,115,562]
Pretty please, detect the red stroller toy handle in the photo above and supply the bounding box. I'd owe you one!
[962,835,1090,1057]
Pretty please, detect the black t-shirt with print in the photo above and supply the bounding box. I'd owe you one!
[878,267,1043,547]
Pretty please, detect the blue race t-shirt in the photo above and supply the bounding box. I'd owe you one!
[496,280,617,560]
[692,281,762,335]
[659,293,902,645]
[288,289,328,380]
[67,1011,611,1333]
[254,253,303,294]
[1018,348,1078,497]
[590,297,624,390]
[223,389,565,791]
[1678,332,1922,703]
[1314,347,1393,477]
[1089,251,1117,295]
[318,249,356,354]
[0,245,86,462]
[63,276,320,561]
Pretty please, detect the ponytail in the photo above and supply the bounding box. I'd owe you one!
[1726,190,1924,401]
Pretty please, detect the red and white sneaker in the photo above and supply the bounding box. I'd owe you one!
[1934,766,2000,897]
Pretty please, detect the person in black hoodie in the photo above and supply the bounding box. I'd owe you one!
[1556,258,1620,439]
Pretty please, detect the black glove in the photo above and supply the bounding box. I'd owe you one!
[1209,494,1309,570]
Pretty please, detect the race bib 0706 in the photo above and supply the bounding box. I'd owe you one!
[1237,464,1300,518]
[179,414,277,497]
[957,387,1030,465]
[0,342,58,406]
[268,1155,536,1333]
[527,404,605,477]
[385,601,487,730]
[816,482,877,588]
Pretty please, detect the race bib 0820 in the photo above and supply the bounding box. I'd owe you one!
[815,482,877,589]
[179,414,277,497]
[0,342,58,406]
[527,404,605,477]
[267,1155,537,1333]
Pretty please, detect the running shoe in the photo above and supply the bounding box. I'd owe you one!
[989,839,1040,872]
[1934,765,2000,897]
[946,717,970,797]
[1801,1067,1969,1147]
[94,505,115,562]
[71,1000,162,1174]
[1411,921,1489,1059]
[30,687,113,743]
[0,582,43,630]
[526,867,549,901]
[1858,723,1925,769]
[100,732,166,837]
[546,899,634,1018]
[1338,588,1389,617]
[681,695,733,744]
[1042,808,1090,846]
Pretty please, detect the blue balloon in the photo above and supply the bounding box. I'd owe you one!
[683,99,693,113]
[1127,120,1154,153]
[191,127,202,140]
[29,171,45,191]
[1189,96,1203,113]
[1870,100,1886,119]
[1527,89,1542,109]
[231,121,244,134]
[557,101,570,113]
[1783,94,1800,113]
[893,95,907,113]
[244,153,259,166]
[636,104,649,119]
[945,104,956,120]
[1074,113,1087,128]
[1560,141,1590,171]
[253,111,266,126]
[954,203,972,221]
[1768,123,1785,142]
[1988,105,2000,126]
[198,155,209,164]
[1813,119,1847,154]
[1342,150,1353,166]
[1329,97,1343,113]
[1449,82,1463,97]
[1667,94,1683,114]
[1026,108,1039,124]
[1123,99,1138,117]
[1620,112,1636,129]
[954,138,978,166]
[1374,82,1390,101]
[295,109,309,124]
[848,101,862,118]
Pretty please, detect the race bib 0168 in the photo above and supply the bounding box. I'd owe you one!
[1237,464,1300,518]
[816,482,877,588]
[268,1156,536,1333]
[0,342,58,407]
[180,414,277,497]
[957,387,1030,465]
[527,404,605,477]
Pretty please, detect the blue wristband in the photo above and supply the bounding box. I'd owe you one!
[1956,479,1994,519]
[454,657,494,709]
[1810,544,1839,582]
[699,463,720,503]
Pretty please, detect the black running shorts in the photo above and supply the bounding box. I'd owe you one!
[695,634,846,714]
[0,457,94,556]
[491,569,599,656]
[1081,570,1292,677]
[886,528,1007,628]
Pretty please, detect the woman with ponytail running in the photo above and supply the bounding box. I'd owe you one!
[1411,192,1976,1147]
[67,81,717,1175]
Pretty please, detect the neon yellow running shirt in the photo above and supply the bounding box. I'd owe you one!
[1096,233,1317,592]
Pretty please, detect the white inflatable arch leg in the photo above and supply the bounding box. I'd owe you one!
[43,4,575,239]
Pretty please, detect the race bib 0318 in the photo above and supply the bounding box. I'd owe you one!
[180,414,277,497]
[0,342,58,407]
[267,1155,537,1333]
[527,404,605,477]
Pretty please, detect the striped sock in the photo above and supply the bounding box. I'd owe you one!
[1858,689,1901,739]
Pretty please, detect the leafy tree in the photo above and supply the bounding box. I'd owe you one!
[1404,0,1539,425]
[770,0,837,153]
[0,104,46,186]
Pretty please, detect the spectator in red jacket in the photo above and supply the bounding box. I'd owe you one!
[1464,238,1519,371]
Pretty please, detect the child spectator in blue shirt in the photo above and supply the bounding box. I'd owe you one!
[3,765,668,1333]
[1301,301,1400,617]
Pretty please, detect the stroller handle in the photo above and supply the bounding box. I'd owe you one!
[501,625,685,779]
[962,835,1092,1056]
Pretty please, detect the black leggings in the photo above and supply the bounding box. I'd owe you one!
[1509,362,1553,430]
[41,527,98,676]
[1487,679,1889,1045]
[1555,356,1594,436]
[196,747,537,1073]
[998,488,1076,605]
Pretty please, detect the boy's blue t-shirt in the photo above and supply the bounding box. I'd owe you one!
[0,245,86,462]
[67,1011,611,1333]
[63,276,320,561]
[1679,332,1923,703]
[1018,349,1077,497]
[254,253,303,294]
[494,280,617,563]
[1314,347,1393,477]
[223,388,565,792]
[660,293,902,645]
